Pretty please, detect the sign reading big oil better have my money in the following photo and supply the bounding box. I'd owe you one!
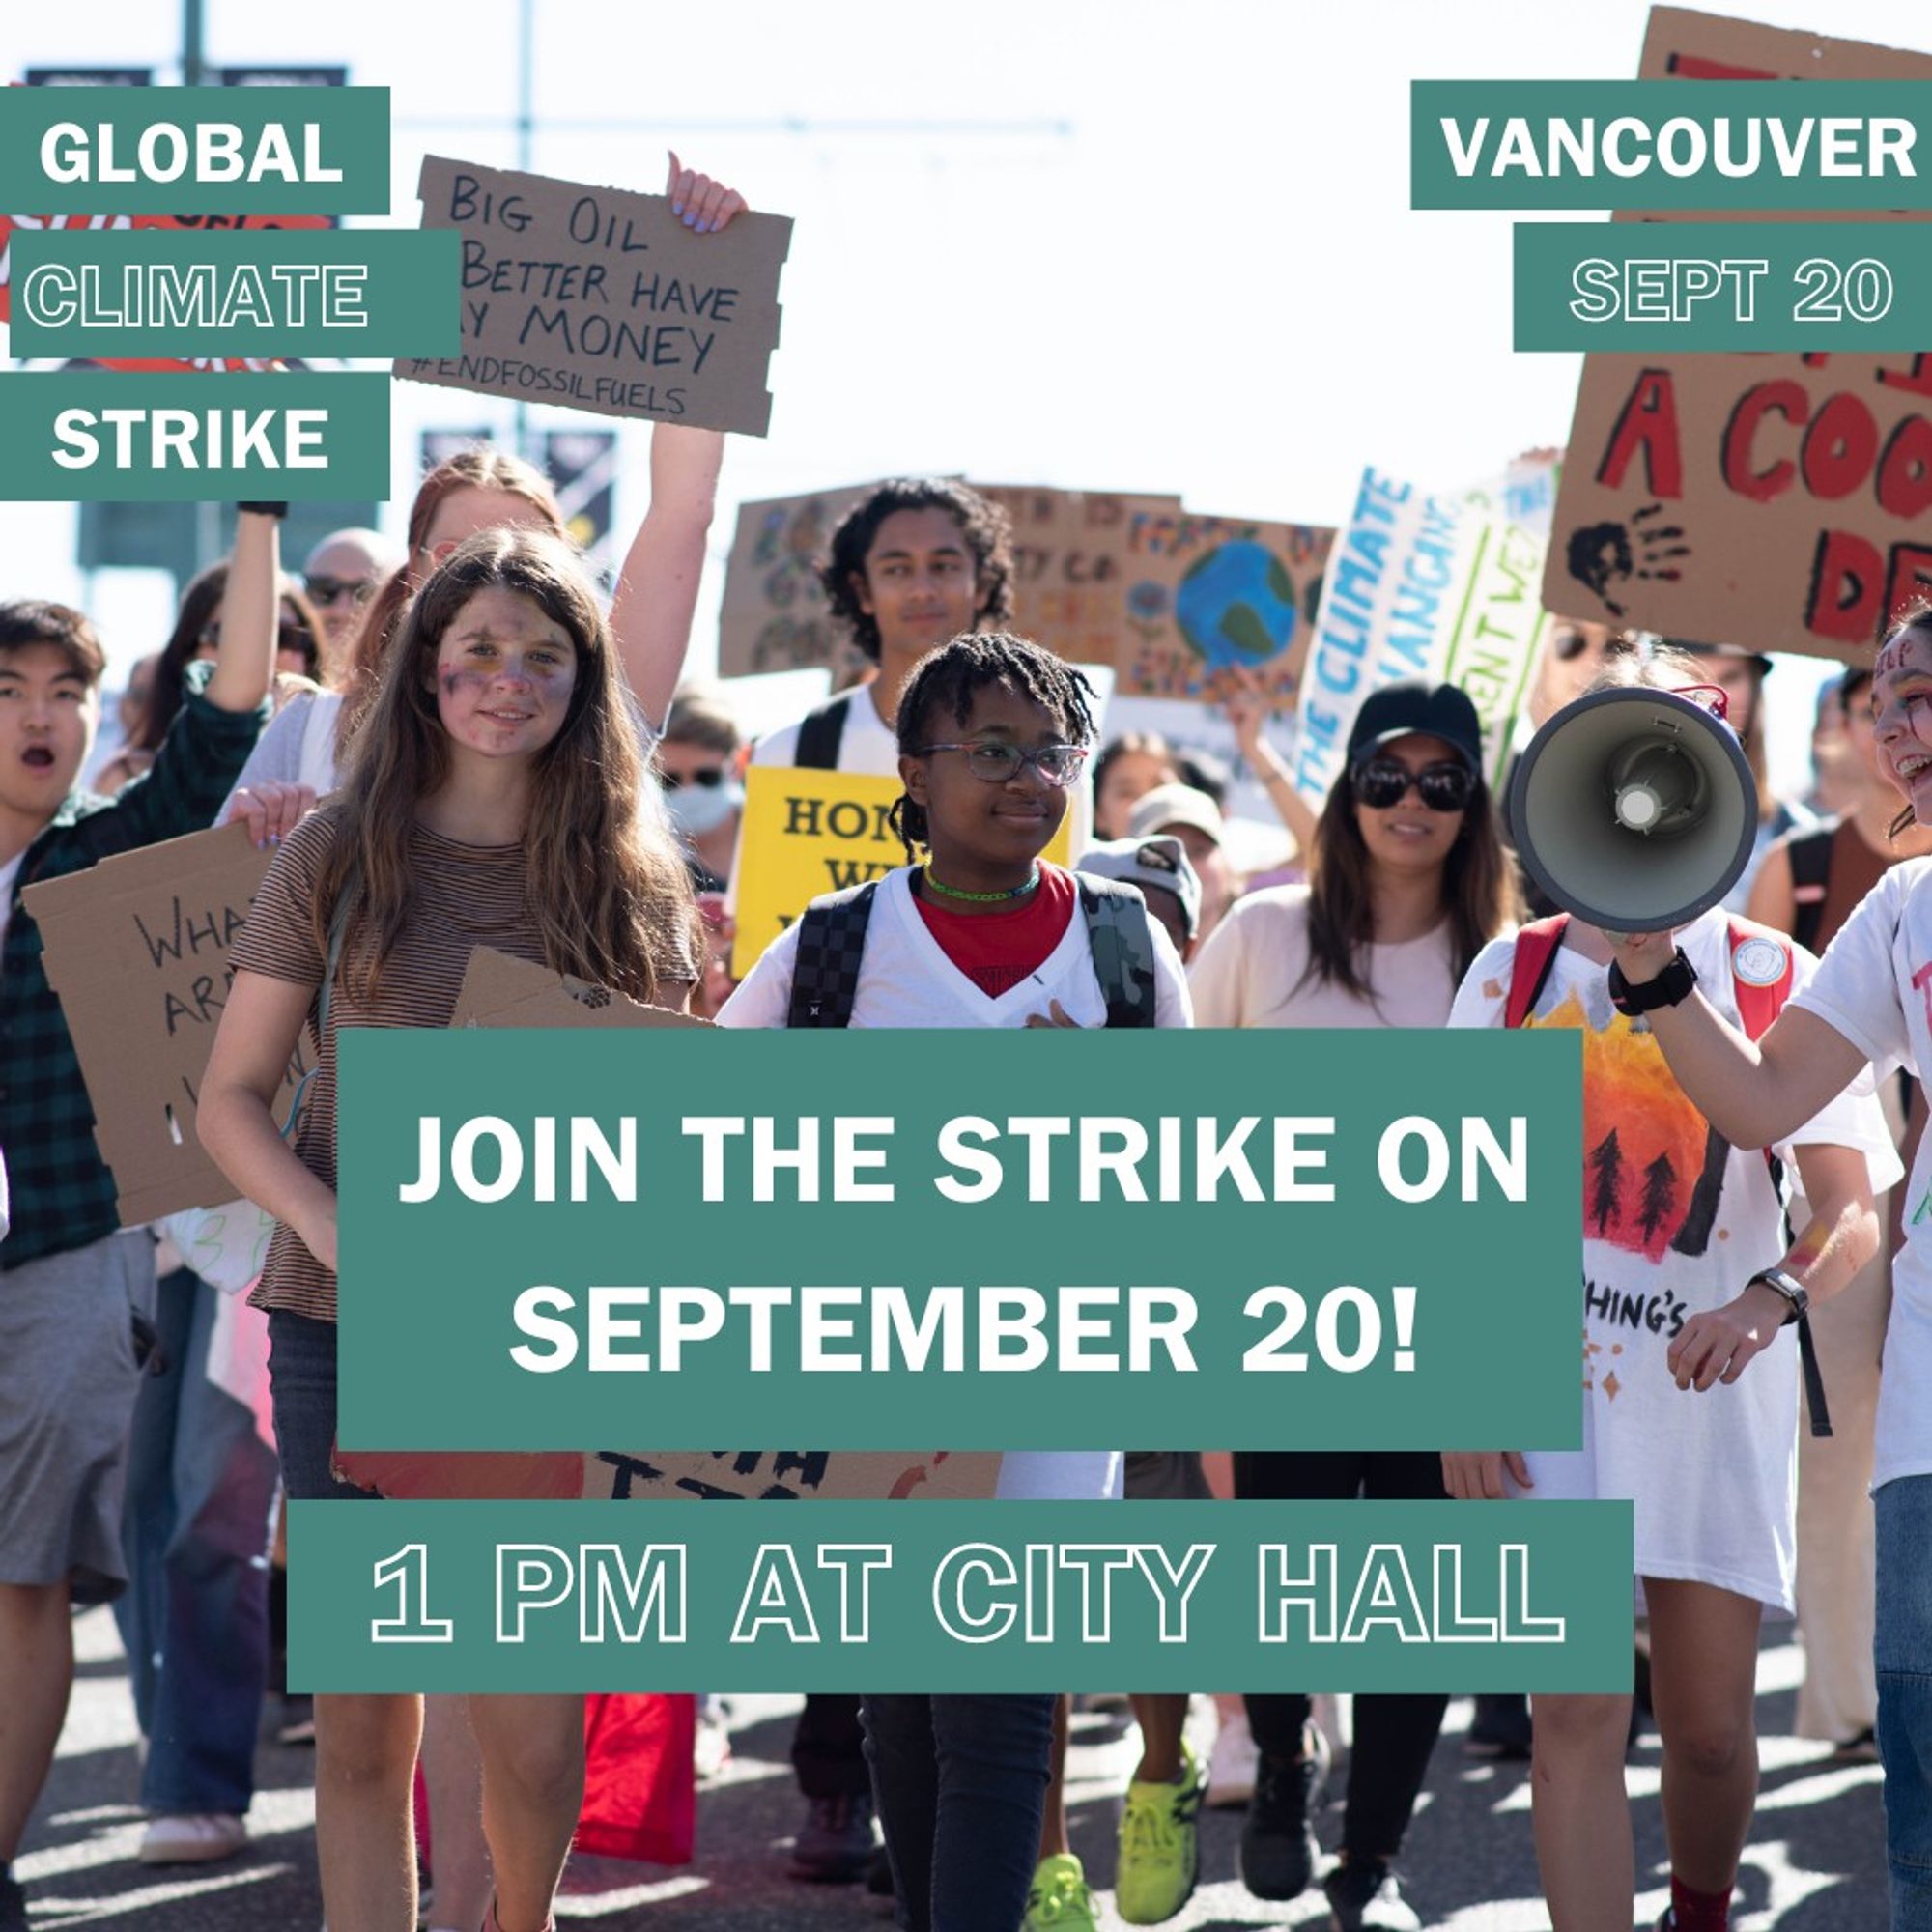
[394,156,792,437]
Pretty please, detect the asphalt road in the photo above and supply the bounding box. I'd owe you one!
[15,1611,1889,1929]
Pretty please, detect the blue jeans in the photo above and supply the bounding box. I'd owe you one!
[1878,1475,1932,1928]
[861,1694,1055,1932]
[265,1308,377,1504]
[114,1269,278,1815]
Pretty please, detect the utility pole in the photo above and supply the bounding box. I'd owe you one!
[513,0,534,464]
[182,0,204,84]
[184,0,220,570]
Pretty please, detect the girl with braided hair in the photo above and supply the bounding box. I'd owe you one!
[720,631,1189,1932]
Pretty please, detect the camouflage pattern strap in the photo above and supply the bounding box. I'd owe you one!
[1076,874,1158,1030]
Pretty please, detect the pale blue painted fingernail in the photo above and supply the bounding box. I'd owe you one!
[270,833,280,845]
[672,201,684,216]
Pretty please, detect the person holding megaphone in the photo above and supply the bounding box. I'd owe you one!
[1597,609,1932,1932]
[1446,642,1898,1932]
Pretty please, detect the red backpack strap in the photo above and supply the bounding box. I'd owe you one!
[1505,914,1571,1029]
[1725,915,1832,1439]
[1726,919,1795,1042]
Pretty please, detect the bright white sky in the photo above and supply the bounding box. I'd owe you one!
[8,0,1931,777]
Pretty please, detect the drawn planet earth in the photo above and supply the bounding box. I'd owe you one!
[1173,540,1298,668]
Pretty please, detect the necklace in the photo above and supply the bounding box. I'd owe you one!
[922,863,1040,905]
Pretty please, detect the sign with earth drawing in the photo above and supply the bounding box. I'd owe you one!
[1117,507,1333,704]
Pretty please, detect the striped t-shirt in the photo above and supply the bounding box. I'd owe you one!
[231,809,692,1321]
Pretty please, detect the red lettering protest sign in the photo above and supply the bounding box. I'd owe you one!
[0,212,328,369]
[1543,9,1932,661]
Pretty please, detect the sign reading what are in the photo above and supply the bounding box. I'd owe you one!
[23,820,309,1224]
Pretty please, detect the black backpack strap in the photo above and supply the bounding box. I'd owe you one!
[784,879,879,1029]
[1785,824,1835,957]
[1075,875,1158,1029]
[792,693,854,771]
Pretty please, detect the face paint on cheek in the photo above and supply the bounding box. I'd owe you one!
[440,668,492,698]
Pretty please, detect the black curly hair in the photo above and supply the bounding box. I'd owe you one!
[889,631,1097,854]
[820,479,1015,665]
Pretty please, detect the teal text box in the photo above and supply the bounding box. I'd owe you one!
[10,229,459,358]
[288,1499,1634,1693]
[1514,220,1932,349]
[334,1028,1584,1453]
[1412,81,1932,210]
[0,372,390,502]
[0,86,388,214]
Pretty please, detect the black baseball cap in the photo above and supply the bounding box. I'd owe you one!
[1347,680,1483,774]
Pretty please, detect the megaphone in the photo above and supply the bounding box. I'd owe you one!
[1509,686,1758,931]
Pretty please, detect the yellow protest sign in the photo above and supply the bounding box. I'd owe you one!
[731,766,1073,980]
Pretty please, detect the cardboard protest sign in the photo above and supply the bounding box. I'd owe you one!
[1118,506,1333,705]
[1543,10,1932,660]
[335,952,991,1505]
[451,946,709,1031]
[0,213,329,370]
[1294,469,1547,809]
[393,156,791,437]
[730,767,1073,979]
[332,1444,1001,1503]
[976,484,1177,670]
[337,949,702,1500]
[716,481,877,677]
[23,821,310,1224]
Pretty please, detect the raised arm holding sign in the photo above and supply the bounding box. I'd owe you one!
[610,157,748,726]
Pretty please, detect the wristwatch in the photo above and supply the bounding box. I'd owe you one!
[1607,948,1698,1017]
[1749,1266,1809,1326]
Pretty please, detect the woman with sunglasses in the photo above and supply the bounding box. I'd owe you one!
[1189,678,1518,1932]
[1446,645,1892,1932]
[721,632,1189,1932]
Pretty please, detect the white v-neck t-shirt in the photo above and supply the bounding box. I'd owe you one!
[1452,910,1899,1611]
[718,864,1191,1500]
[719,863,1192,1033]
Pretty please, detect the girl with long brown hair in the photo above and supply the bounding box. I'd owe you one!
[197,529,701,1932]
[1189,678,1519,1929]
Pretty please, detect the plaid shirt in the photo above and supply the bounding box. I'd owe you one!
[1,684,266,1271]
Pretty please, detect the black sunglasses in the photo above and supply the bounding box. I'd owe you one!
[1351,757,1476,812]
[660,766,728,790]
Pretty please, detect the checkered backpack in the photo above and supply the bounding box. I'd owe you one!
[784,874,1158,1029]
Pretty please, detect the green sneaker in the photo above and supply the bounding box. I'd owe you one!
[1115,1738,1205,1924]
[1024,1852,1099,1930]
